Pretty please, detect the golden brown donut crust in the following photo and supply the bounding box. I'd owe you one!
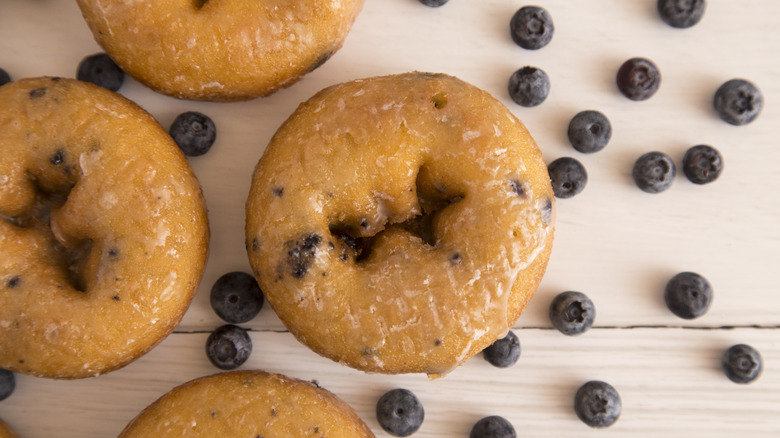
[246,72,555,376]
[0,419,17,438]
[76,0,365,101]
[118,370,374,437]
[0,77,209,378]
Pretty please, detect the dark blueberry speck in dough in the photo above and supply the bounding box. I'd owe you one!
[376,388,425,437]
[0,368,15,401]
[6,276,20,289]
[574,380,622,428]
[722,344,763,384]
[29,88,47,99]
[286,234,322,278]
[50,149,65,165]
[510,6,554,50]
[509,179,526,197]
[470,415,516,438]
[77,53,125,92]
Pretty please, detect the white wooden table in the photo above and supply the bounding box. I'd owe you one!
[2,1,779,436]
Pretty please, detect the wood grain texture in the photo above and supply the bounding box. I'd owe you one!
[1,0,779,436]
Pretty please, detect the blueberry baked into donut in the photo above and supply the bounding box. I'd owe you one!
[246,72,555,376]
[0,77,209,379]
[75,0,365,101]
[118,370,374,437]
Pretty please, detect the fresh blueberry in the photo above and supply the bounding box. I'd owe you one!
[549,291,595,336]
[722,344,763,384]
[205,324,252,370]
[657,0,706,28]
[713,79,763,126]
[376,388,424,437]
[418,0,448,7]
[210,271,264,324]
[682,145,723,184]
[574,381,622,428]
[616,57,661,101]
[0,368,15,402]
[169,111,217,157]
[470,415,516,438]
[483,330,521,368]
[510,6,554,50]
[76,53,125,92]
[0,68,11,86]
[548,157,587,199]
[632,151,676,193]
[508,66,550,107]
[567,110,612,154]
[664,271,712,319]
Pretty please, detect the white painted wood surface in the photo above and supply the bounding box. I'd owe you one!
[2,0,779,436]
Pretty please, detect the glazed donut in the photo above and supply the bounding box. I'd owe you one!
[0,77,209,378]
[119,370,374,437]
[0,419,17,438]
[246,72,555,376]
[75,0,365,101]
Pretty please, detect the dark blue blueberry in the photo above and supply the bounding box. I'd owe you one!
[632,151,675,193]
[548,157,587,199]
[574,381,622,428]
[510,6,554,50]
[470,415,516,438]
[286,233,322,278]
[664,271,712,319]
[169,111,217,157]
[0,368,15,401]
[0,68,11,86]
[567,110,612,154]
[205,324,252,370]
[210,271,264,324]
[549,291,595,336]
[682,145,723,184]
[376,388,424,437]
[418,0,448,7]
[76,53,124,92]
[482,330,521,368]
[508,66,550,107]
[657,0,706,28]
[713,79,763,126]
[616,57,661,101]
[722,344,763,384]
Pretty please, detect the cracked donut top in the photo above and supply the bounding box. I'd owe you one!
[246,72,555,376]
[75,0,365,101]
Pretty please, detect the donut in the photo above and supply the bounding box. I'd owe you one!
[119,370,374,437]
[0,77,209,379]
[245,72,555,376]
[0,419,17,438]
[75,0,365,101]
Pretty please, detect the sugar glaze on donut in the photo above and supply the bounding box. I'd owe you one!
[76,0,365,101]
[0,77,209,378]
[246,72,554,376]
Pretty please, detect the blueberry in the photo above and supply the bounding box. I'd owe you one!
[470,415,516,438]
[657,0,706,28]
[567,110,612,154]
[169,111,217,157]
[722,344,763,384]
[616,57,661,101]
[547,157,587,199]
[510,6,554,50]
[0,368,15,402]
[549,291,595,336]
[482,330,521,368]
[713,79,763,126]
[205,324,252,370]
[632,151,675,193]
[682,145,723,184]
[76,53,124,92]
[210,271,264,324]
[418,0,448,7]
[376,388,424,437]
[508,66,550,107]
[574,381,622,428]
[664,272,712,319]
[0,68,11,86]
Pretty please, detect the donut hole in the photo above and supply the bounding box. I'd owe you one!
[192,0,208,9]
[431,93,448,109]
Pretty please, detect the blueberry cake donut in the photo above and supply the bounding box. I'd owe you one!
[75,0,365,101]
[0,77,209,378]
[118,370,374,437]
[0,419,17,438]
[246,72,555,376]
